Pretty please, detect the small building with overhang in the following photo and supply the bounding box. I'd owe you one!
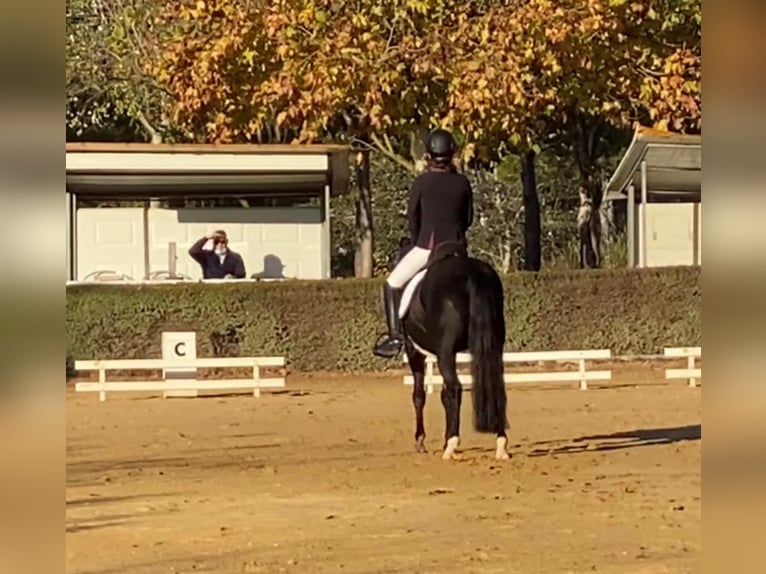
[605,127,701,267]
[65,142,349,282]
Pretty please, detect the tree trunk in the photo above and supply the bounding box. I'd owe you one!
[520,150,541,271]
[577,182,602,268]
[572,113,606,269]
[501,238,513,273]
[496,191,513,273]
[354,150,374,278]
[409,128,428,173]
[137,110,163,144]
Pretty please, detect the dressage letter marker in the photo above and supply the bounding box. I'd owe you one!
[162,331,198,398]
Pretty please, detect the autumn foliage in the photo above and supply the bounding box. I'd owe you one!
[149,0,701,153]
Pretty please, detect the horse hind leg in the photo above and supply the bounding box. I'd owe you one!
[494,396,510,460]
[437,352,462,460]
[406,344,428,453]
[494,405,510,460]
[495,433,510,460]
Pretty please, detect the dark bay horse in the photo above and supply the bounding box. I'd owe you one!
[400,242,509,460]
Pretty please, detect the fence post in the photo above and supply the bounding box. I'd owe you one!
[578,358,587,390]
[99,366,106,402]
[687,355,697,387]
[253,363,262,398]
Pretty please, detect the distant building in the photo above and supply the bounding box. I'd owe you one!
[66,142,349,282]
[605,127,701,267]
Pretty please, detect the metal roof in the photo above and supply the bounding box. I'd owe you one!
[605,126,701,201]
[66,142,349,154]
[65,142,350,197]
[66,172,329,197]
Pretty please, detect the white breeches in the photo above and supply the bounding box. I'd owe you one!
[387,246,431,288]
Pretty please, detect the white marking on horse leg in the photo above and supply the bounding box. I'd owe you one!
[442,436,460,460]
[495,436,510,460]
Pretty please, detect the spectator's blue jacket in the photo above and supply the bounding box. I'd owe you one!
[189,237,246,279]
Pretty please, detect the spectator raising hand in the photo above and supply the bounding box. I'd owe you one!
[188,229,246,279]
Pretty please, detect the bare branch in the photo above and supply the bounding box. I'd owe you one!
[368,133,416,172]
[135,109,162,143]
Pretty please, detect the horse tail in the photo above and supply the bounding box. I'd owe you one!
[467,266,509,434]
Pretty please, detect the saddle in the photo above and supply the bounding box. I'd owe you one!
[427,240,468,266]
[399,241,468,320]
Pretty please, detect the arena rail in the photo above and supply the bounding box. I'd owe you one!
[74,357,286,401]
[663,347,701,387]
[403,349,612,394]
[65,278,287,286]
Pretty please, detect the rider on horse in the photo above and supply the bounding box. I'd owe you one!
[373,128,474,359]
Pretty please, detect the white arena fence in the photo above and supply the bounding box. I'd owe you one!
[66,278,288,286]
[403,349,613,394]
[663,347,702,387]
[74,356,286,401]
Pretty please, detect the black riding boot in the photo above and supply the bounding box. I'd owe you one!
[373,284,404,358]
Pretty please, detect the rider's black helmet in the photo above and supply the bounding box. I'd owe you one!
[425,128,456,159]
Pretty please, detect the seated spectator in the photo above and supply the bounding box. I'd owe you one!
[188,230,246,279]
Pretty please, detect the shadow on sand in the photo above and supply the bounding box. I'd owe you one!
[527,424,701,457]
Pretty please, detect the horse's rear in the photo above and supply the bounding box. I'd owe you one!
[403,254,509,460]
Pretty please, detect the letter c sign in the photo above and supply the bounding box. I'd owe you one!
[174,342,186,357]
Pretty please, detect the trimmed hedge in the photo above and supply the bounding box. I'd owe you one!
[66,267,700,372]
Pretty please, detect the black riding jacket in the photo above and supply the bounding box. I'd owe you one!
[407,167,474,250]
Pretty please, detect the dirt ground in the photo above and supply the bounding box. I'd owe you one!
[66,363,701,574]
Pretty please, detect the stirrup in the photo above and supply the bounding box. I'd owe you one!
[374,332,403,346]
[373,333,403,358]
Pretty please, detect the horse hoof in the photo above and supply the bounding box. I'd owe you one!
[442,436,460,460]
[495,436,510,460]
[414,439,427,454]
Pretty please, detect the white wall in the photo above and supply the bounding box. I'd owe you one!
[643,203,701,267]
[75,206,327,280]
[76,208,145,280]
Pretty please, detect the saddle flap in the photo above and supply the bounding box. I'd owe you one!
[399,241,467,320]
[399,268,428,319]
